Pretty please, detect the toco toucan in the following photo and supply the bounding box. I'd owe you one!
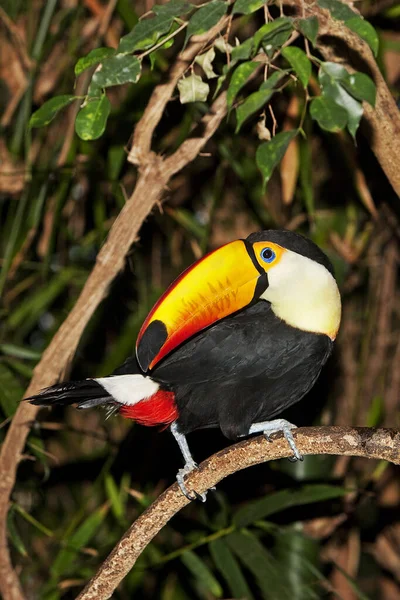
[29,230,341,500]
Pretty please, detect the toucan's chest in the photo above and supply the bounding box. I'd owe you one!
[151,302,332,436]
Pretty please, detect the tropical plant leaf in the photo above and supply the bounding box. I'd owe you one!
[253,17,293,55]
[227,61,259,107]
[51,503,109,578]
[181,550,223,597]
[345,16,379,56]
[256,130,297,189]
[119,0,191,53]
[74,47,116,76]
[178,74,210,103]
[310,96,348,132]
[282,47,312,87]
[0,362,23,417]
[209,538,254,599]
[184,1,228,49]
[296,16,319,45]
[233,0,266,15]
[227,531,290,598]
[90,55,141,90]
[29,95,77,128]
[318,0,356,21]
[234,484,348,527]
[195,47,218,79]
[341,71,376,106]
[75,95,111,141]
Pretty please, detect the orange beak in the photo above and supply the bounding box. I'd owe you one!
[136,240,268,372]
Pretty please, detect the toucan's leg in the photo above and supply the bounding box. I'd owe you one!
[249,419,303,461]
[170,422,207,502]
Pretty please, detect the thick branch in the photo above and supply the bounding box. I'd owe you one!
[77,426,400,600]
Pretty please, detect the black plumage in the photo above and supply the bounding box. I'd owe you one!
[29,380,113,409]
[151,301,332,439]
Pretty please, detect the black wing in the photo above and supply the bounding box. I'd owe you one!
[151,302,332,438]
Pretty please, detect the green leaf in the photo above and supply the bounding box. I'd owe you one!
[29,95,77,128]
[318,0,356,21]
[318,62,365,137]
[345,17,379,56]
[74,47,116,76]
[181,550,223,598]
[75,95,111,141]
[231,37,254,65]
[234,484,348,527]
[184,1,227,48]
[13,503,53,537]
[297,16,319,45]
[105,474,124,522]
[227,61,259,107]
[282,47,311,87]
[236,88,274,132]
[253,17,293,54]
[256,130,297,189]
[0,362,24,417]
[209,539,254,600]
[177,74,210,103]
[341,71,376,106]
[167,207,206,240]
[195,47,217,79]
[309,96,348,132]
[319,62,376,107]
[235,71,287,131]
[118,0,191,53]
[51,503,109,578]
[227,531,289,598]
[8,269,76,330]
[324,82,363,138]
[259,69,289,90]
[0,344,41,360]
[233,0,266,15]
[90,54,141,92]
[274,528,321,600]
[7,509,27,557]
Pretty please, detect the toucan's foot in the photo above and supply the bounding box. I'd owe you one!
[249,418,303,462]
[176,461,207,502]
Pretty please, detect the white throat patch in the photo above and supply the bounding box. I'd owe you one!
[261,249,341,339]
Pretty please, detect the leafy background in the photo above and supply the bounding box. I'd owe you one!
[1,0,400,598]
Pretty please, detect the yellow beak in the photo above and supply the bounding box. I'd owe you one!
[136,240,268,371]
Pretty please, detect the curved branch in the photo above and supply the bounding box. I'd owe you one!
[78,426,400,600]
[291,0,400,197]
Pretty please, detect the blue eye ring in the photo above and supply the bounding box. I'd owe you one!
[260,247,276,263]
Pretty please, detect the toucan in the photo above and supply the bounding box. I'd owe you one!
[29,230,341,500]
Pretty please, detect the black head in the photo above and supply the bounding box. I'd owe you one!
[246,230,334,276]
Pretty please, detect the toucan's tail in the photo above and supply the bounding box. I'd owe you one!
[27,380,114,410]
[27,374,161,411]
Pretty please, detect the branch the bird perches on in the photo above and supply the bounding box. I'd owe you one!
[77,426,400,600]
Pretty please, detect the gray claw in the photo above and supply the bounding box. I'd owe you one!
[176,462,207,502]
[250,418,303,462]
[282,425,303,461]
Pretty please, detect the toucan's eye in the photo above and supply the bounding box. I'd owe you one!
[260,247,276,263]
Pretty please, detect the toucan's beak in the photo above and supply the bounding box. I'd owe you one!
[136,240,269,372]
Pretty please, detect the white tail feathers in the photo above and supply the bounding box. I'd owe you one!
[93,375,159,406]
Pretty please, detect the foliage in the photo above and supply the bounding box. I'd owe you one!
[1,0,400,598]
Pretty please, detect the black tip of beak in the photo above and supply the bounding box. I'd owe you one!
[137,320,168,372]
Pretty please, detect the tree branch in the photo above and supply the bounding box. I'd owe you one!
[0,21,229,600]
[77,426,400,600]
[291,0,400,197]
